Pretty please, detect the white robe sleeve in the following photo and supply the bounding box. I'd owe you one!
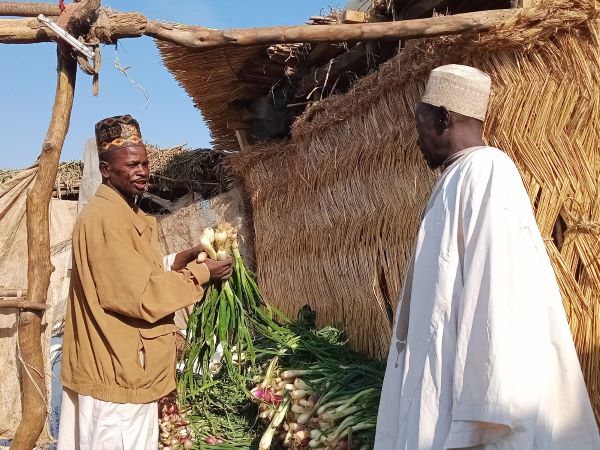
[163,253,177,272]
[444,157,541,448]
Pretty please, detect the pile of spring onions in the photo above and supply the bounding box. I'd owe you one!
[181,315,384,449]
[174,222,384,449]
[250,331,384,450]
[185,371,265,449]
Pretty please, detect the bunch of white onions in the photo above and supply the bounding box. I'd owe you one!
[198,222,238,262]
[252,361,380,450]
[158,392,194,450]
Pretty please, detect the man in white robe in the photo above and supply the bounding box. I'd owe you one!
[374,64,600,450]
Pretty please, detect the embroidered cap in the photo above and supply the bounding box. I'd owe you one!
[95,115,144,154]
[421,64,492,121]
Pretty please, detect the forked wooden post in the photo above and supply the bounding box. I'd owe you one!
[10,52,77,450]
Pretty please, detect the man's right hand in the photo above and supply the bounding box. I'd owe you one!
[204,257,233,281]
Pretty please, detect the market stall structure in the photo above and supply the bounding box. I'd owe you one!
[0,0,598,447]
[159,0,599,419]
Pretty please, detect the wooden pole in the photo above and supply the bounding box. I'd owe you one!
[10,51,76,450]
[0,16,57,43]
[0,8,517,47]
[0,289,27,297]
[146,9,516,48]
[0,2,61,17]
[0,299,51,310]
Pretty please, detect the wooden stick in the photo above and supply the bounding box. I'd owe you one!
[0,299,50,311]
[0,8,517,47]
[0,2,61,17]
[0,16,57,43]
[0,288,28,297]
[144,9,516,49]
[10,52,77,450]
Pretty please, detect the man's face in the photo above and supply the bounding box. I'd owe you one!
[415,102,442,170]
[100,145,150,198]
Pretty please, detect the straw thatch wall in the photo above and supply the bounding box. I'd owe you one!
[231,0,600,419]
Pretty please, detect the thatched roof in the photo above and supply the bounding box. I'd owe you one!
[0,145,228,201]
[157,14,340,153]
[158,1,513,153]
[145,145,228,198]
[157,45,284,152]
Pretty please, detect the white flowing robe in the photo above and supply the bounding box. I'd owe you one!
[375,147,600,450]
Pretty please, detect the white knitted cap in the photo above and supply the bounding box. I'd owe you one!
[421,64,492,121]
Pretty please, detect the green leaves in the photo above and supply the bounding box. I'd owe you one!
[178,251,289,399]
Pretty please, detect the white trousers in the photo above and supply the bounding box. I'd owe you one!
[56,388,158,450]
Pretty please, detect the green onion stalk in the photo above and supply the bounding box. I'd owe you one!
[178,223,287,400]
[250,332,385,450]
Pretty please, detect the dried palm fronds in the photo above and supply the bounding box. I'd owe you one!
[1,146,228,198]
[0,169,21,184]
[230,0,600,421]
[1,161,83,196]
[145,145,228,196]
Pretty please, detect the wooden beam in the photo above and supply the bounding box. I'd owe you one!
[144,9,516,49]
[0,15,57,43]
[228,121,250,151]
[62,0,101,35]
[341,10,368,24]
[303,43,347,69]
[234,130,250,151]
[0,8,517,48]
[90,8,147,43]
[0,298,50,311]
[10,51,77,450]
[0,288,27,297]
[0,10,146,44]
[0,2,61,17]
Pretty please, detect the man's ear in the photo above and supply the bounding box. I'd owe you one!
[437,106,452,131]
[99,160,110,178]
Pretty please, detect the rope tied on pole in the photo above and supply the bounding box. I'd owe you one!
[77,36,101,95]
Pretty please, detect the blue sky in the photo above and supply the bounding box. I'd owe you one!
[0,0,341,169]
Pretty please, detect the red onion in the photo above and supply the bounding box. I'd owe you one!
[262,390,272,403]
[203,436,218,445]
[251,387,265,400]
[335,439,349,450]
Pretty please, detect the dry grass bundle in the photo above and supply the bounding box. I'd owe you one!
[0,169,20,184]
[145,145,228,196]
[1,161,83,195]
[230,0,600,419]
[1,147,228,198]
[230,65,435,361]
